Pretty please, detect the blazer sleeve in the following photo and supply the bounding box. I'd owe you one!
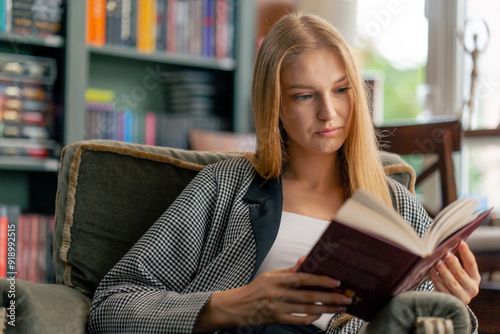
[87,164,221,333]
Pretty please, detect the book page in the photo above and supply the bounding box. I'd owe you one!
[336,190,425,255]
[424,198,480,252]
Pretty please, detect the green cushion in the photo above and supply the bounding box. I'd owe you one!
[0,278,91,334]
[53,140,243,297]
[53,139,414,298]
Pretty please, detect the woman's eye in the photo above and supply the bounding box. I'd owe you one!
[336,87,352,94]
[296,94,312,100]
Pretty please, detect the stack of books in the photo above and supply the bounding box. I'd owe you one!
[0,0,66,38]
[0,53,60,159]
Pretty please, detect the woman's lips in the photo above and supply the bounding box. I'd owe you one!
[315,127,341,137]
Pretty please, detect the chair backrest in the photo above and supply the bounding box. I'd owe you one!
[377,118,462,215]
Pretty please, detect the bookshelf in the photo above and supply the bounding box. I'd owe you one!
[0,0,257,206]
[1,0,257,283]
[64,0,256,146]
[0,30,65,213]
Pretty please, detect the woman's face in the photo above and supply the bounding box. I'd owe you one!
[280,47,352,158]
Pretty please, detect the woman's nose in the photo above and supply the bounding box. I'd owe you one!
[317,95,337,120]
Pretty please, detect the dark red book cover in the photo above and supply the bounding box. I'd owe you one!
[297,210,490,321]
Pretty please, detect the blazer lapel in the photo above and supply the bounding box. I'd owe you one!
[243,173,283,278]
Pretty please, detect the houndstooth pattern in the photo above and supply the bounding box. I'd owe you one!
[87,159,477,333]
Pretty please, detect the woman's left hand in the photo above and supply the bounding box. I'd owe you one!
[429,241,481,305]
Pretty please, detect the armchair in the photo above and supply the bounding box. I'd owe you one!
[0,139,418,333]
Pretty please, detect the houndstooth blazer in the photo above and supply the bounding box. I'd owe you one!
[86,157,476,334]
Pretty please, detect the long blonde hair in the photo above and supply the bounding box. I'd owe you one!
[249,12,391,206]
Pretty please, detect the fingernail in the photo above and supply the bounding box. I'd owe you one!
[330,279,341,288]
[343,297,353,304]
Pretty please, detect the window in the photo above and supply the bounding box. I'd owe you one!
[463,0,500,130]
[355,0,428,124]
[461,0,500,221]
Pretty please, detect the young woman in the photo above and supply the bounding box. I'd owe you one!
[87,13,480,334]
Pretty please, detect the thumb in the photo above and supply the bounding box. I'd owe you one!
[292,256,307,272]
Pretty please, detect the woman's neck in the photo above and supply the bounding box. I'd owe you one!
[282,149,342,190]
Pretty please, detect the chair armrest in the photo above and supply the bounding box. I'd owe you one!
[0,279,91,334]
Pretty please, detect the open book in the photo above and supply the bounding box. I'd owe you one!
[297,189,491,321]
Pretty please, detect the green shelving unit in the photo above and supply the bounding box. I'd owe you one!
[1,0,257,213]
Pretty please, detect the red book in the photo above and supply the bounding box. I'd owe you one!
[297,189,491,321]
[28,214,40,283]
[0,208,8,278]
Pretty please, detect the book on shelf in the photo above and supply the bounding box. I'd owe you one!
[297,189,491,321]
[85,0,234,59]
[155,0,166,51]
[0,206,9,277]
[0,53,59,159]
[0,0,64,37]
[137,0,156,52]
[12,212,55,283]
[86,0,106,46]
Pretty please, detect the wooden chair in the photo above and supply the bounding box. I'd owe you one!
[377,118,500,333]
[377,118,462,215]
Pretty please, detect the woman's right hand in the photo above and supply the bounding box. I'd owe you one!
[193,260,352,332]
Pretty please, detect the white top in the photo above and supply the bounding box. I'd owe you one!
[254,211,333,330]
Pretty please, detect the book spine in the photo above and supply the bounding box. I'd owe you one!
[155,0,166,51]
[28,214,39,282]
[226,0,234,59]
[175,0,185,54]
[4,0,12,33]
[144,111,156,145]
[129,0,138,47]
[123,109,133,142]
[15,215,22,280]
[121,0,132,47]
[191,0,203,56]
[166,0,177,53]
[37,215,47,282]
[137,0,156,52]
[202,0,215,57]
[215,0,227,59]
[0,207,8,278]
[106,0,115,45]
[0,1,6,33]
[114,0,123,46]
[87,0,107,46]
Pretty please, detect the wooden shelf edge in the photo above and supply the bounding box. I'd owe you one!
[464,129,500,138]
[0,32,64,48]
[88,45,236,71]
[0,156,60,172]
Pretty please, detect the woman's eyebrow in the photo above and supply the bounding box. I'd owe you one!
[285,74,349,91]
[334,74,348,84]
